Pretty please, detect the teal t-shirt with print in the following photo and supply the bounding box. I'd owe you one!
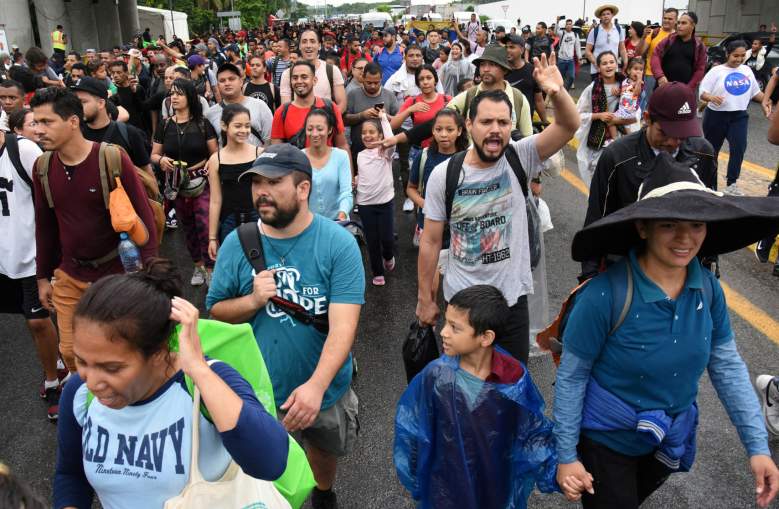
[206,214,366,409]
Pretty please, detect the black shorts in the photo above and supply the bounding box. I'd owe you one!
[0,274,50,320]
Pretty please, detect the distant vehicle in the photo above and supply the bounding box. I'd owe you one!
[707,32,779,90]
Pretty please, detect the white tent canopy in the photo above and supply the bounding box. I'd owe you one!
[137,6,189,42]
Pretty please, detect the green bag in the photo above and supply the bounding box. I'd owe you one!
[87,319,315,509]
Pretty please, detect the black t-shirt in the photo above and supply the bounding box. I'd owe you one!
[505,63,540,115]
[526,36,552,59]
[111,85,148,134]
[662,37,696,84]
[82,121,151,167]
[244,81,280,113]
[153,117,217,166]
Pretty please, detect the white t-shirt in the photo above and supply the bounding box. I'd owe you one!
[586,24,624,73]
[423,136,542,304]
[279,59,345,104]
[699,64,761,112]
[205,96,273,147]
[0,136,41,278]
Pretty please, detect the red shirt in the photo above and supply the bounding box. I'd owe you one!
[399,93,449,147]
[34,142,158,282]
[340,51,372,74]
[270,98,345,147]
[485,349,524,384]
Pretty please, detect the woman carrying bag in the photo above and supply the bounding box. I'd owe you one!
[553,154,779,508]
[151,78,218,286]
[54,259,295,509]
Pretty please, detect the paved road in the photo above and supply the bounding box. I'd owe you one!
[2,80,778,507]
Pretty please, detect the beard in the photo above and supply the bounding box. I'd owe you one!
[255,195,300,229]
[473,138,508,163]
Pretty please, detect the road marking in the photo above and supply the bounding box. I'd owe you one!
[559,165,779,345]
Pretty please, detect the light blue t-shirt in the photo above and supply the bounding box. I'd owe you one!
[206,215,365,409]
[304,147,353,220]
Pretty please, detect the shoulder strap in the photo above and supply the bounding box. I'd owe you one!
[281,101,292,124]
[510,87,526,128]
[108,121,131,149]
[35,151,55,208]
[418,147,429,196]
[444,151,467,220]
[593,25,599,43]
[237,222,266,274]
[326,63,335,102]
[98,143,124,209]
[5,135,33,189]
[607,259,634,335]
[504,145,528,198]
[462,86,478,119]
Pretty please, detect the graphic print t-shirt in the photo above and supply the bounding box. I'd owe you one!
[423,137,541,304]
[700,64,761,112]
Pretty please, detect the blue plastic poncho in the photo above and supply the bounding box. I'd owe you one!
[394,353,558,509]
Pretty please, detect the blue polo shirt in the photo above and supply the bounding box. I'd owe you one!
[375,45,404,85]
[563,250,731,456]
[206,215,365,410]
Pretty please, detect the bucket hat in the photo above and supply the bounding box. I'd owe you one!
[472,45,511,72]
[571,153,779,261]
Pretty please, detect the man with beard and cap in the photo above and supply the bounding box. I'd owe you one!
[413,54,580,365]
[207,144,365,509]
[579,82,717,282]
[374,27,404,86]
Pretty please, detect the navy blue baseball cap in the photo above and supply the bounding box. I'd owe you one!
[239,144,313,180]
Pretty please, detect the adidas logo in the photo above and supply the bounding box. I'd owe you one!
[677,102,692,115]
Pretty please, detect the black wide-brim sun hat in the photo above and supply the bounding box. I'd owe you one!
[571,153,779,262]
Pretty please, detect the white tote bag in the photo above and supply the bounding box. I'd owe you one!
[164,381,292,509]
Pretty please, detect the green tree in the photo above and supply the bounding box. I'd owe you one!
[375,4,391,13]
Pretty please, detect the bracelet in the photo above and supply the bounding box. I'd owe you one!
[209,237,218,241]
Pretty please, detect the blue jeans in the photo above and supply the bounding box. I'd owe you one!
[640,75,656,112]
[702,109,749,186]
[218,210,259,243]
[558,59,575,90]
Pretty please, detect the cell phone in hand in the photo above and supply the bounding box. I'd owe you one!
[374,102,385,110]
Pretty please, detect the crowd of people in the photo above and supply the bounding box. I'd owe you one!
[1,4,779,509]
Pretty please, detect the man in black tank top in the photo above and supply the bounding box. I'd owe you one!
[243,55,280,114]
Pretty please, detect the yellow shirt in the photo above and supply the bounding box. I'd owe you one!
[644,29,672,76]
[51,30,66,51]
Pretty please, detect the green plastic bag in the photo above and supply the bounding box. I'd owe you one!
[88,319,315,509]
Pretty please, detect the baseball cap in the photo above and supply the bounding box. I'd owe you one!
[187,54,207,69]
[495,26,506,32]
[216,62,242,77]
[71,77,108,100]
[505,34,525,46]
[225,43,240,53]
[383,27,397,36]
[647,82,702,139]
[239,144,313,181]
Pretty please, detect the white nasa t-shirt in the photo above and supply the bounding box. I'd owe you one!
[699,64,761,112]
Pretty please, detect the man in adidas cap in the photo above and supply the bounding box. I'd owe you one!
[579,81,718,281]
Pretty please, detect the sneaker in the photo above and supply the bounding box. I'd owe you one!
[44,385,60,422]
[165,209,178,229]
[383,257,396,272]
[372,275,386,286]
[723,183,744,196]
[402,198,414,213]
[756,375,779,436]
[412,225,421,247]
[39,379,59,399]
[755,239,771,263]
[57,358,69,381]
[311,488,338,509]
[190,267,206,286]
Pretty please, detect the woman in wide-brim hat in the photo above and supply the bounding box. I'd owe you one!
[553,153,779,508]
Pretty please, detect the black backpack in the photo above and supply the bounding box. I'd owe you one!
[3,134,34,190]
[444,147,541,269]
[280,98,336,149]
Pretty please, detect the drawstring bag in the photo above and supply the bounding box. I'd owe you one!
[164,367,293,509]
[402,321,440,383]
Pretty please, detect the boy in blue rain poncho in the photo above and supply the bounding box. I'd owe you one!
[394,285,558,509]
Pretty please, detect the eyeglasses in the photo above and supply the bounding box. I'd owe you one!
[353,66,366,72]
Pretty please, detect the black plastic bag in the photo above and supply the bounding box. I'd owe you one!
[402,321,440,383]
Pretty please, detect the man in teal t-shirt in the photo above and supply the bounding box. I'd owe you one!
[207,144,365,509]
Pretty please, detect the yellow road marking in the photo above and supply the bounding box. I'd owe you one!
[559,165,779,345]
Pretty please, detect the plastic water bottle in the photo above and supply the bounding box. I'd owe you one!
[118,233,143,273]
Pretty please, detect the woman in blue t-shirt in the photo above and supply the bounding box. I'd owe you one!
[303,108,353,220]
[54,259,289,509]
[553,155,779,509]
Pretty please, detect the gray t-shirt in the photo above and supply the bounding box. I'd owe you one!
[424,136,542,304]
[205,96,273,146]
[345,86,399,145]
[586,24,625,73]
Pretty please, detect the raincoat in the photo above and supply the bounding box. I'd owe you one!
[394,352,558,509]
